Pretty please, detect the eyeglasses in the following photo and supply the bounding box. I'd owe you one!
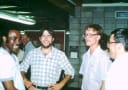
[84,33,98,37]
[108,41,119,44]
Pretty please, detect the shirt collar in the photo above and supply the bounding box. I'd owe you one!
[87,45,101,57]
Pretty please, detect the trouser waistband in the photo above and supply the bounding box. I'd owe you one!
[33,85,48,90]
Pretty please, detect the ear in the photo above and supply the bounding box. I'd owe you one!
[97,35,101,41]
[2,36,7,48]
[2,36,7,43]
[117,43,124,51]
[39,37,41,42]
[52,38,54,42]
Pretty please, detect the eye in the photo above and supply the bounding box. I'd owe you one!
[9,36,17,41]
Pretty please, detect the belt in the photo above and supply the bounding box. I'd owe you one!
[33,85,48,89]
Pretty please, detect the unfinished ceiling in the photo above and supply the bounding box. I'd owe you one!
[0,0,127,31]
[0,0,80,30]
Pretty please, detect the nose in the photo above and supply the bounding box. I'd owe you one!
[16,38,21,45]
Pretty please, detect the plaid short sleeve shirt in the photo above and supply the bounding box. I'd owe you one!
[20,46,74,87]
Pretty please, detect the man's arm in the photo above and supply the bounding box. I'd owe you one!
[21,71,33,89]
[2,80,17,90]
[59,74,71,87]
[100,80,105,90]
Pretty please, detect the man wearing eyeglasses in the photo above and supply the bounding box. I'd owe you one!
[104,28,128,90]
[79,24,111,90]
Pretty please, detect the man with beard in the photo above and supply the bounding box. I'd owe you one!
[20,28,74,90]
[0,30,25,90]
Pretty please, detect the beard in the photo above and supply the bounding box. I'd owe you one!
[41,42,53,48]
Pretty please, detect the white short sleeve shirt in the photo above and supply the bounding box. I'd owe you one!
[79,46,111,90]
[105,53,128,90]
[0,47,25,90]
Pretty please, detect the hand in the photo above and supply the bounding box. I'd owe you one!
[48,83,63,90]
[24,79,33,89]
[28,86,36,90]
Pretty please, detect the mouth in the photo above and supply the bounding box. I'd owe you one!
[13,45,19,49]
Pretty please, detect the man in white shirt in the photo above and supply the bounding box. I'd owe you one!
[0,30,25,90]
[79,24,111,90]
[105,28,128,90]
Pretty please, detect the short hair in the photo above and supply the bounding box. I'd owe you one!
[24,32,32,39]
[85,24,104,45]
[85,24,103,36]
[39,27,55,38]
[100,33,109,50]
[111,28,128,51]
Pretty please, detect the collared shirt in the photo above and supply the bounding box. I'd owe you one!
[79,46,111,90]
[0,47,25,90]
[20,46,74,87]
[105,53,128,90]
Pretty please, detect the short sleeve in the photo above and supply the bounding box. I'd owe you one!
[0,54,14,80]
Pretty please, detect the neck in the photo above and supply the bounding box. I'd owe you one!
[89,44,99,55]
[3,46,11,54]
[115,49,126,60]
[41,46,52,55]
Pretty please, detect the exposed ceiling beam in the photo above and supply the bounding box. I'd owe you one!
[70,0,83,6]
[48,0,79,15]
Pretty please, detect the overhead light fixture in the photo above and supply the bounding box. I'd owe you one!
[67,0,77,6]
[0,11,36,25]
[82,3,128,7]
[0,5,17,9]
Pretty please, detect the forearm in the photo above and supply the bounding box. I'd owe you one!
[59,74,71,87]
[21,71,33,88]
[21,71,28,81]
[100,80,105,90]
[2,80,17,90]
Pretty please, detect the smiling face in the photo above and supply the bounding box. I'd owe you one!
[7,30,21,54]
[39,30,54,48]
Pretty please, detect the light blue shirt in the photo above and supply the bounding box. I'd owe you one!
[22,41,35,60]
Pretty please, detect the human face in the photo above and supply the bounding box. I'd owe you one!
[39,30,54,48]
[21,34,29,45]
[7,30,21,54]
[108,34,118,59]
[84,28,100,47]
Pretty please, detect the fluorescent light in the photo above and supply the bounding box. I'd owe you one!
[67,0,77,6]
[82,3,128,7]
[0,11,36,25]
